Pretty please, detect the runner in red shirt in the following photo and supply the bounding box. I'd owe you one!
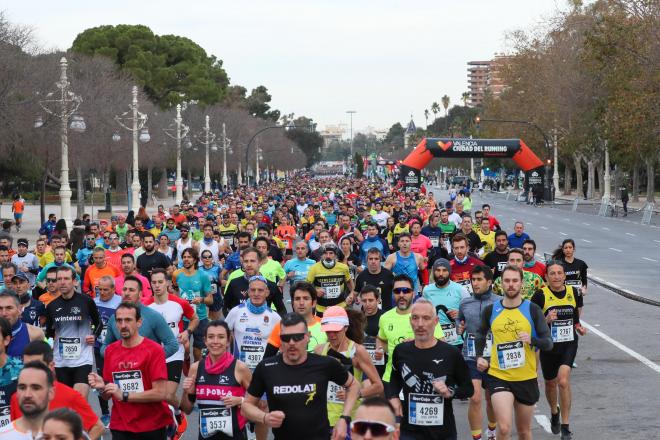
[88,302,172,440]
[10,341,105,440]
[522,239,547,281]
[410,221,433,286]
[449,234,484,295]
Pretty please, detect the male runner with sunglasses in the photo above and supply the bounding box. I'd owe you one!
[242,312,361,440]
[351,396,400,440]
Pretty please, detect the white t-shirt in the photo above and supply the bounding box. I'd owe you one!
[372,211,390,228]
[225,303,280,370]
[149,299,189,362]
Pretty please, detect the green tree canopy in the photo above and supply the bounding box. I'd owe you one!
[384,122,405,149]
[71,24,229,108]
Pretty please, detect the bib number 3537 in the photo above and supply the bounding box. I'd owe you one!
[200,407,233,438]
[496,341,525,370]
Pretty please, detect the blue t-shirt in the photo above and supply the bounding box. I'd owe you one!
[422,281,469,345]
[76,247,94,268]
[199,265,221,296]
[283,258,316,284]
[94,294,122,348]
[21,295,46,328]
[507,232,531,249]
[224,251,242,273]
[176,270,212,321]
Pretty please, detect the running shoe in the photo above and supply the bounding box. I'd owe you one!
[551,406,560,435]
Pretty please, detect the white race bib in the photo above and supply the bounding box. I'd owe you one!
[325,284,341,299]
[0,406,10,429]
[327,381,344,404]
[430,237,439,247]
[113,370,145,393]
[441,324,458,344]
[496,341,525,370]
[364,340,384,366]
[200,407,233,438]
[59,337,81,360]
[240,345,265,370]
[408,393,444,426]
[551,319,574,343]
[465,333,493,358]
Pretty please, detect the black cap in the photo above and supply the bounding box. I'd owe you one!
[17,238,28,247]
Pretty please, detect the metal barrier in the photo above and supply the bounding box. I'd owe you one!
[572,198,579,212]
[641,203,654,225]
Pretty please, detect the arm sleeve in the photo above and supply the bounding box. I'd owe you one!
[387,346,402,399]
[449,349,474,400]
[530,302,553,351]
[530,291,545,311]
[268,284,287,316]
[246,362,266,398]
[474,304,493,356]
[580,263,588,287]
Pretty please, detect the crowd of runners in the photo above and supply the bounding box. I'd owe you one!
[0,174,590,440]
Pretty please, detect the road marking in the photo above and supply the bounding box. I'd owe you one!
[642,257,658,262]
[609,248,622,252]
[560,232,568,236]
[626,232,635,237]
[534,415,552,433]
[582,222,591,226]
[581,239,592,243]
[540,226,548,230]
[654,240,660,244]
[582,321,660,375]
[602,227,610,231]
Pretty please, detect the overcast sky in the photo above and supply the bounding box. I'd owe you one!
[6,1,565,132]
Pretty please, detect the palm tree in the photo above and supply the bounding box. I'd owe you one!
[424,109,430,128]
[431,102,440,121]
[441,95,450,131]
[461,92,470,107]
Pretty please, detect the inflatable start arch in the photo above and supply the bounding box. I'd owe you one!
[399,137,544,192]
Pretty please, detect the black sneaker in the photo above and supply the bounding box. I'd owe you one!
[560,430,573,440]
[551,407,561,435]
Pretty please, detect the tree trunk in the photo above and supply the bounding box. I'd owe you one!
[613,165,620,200]
[158,168,168,199]
[563,162,572,195]
[147,165,153,206]
[646,159,656,203]
[596,161,604,198]
[632,163,640,202]
[76,165,85,219]
[40,173,47,225]
[586,159,596,199]
[573,153,584,199]
[187,169,193,201]
[116,168,128,203]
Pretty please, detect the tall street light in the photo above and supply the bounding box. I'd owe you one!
[194,115,216,193]
[164,104,189,202]
[346,110,356,157]
[115,86,150,212]
[217,123,232,189]
[255,143,264,186]
[36,57,86,227]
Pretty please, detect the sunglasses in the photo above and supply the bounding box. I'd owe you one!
[46,278,58,283]
[351,420,396,436]
[280,333,306,343]
[393,287,413,294]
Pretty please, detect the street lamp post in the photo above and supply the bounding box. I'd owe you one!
[552,128,560,195]
[476,117,553,202]
[255,144,264,186]
[115,86,150,212]
[36,57,85,227]
[164,104,189,202]
[346,110,356,158]
[194,115,216,193]
[219,123,232,189]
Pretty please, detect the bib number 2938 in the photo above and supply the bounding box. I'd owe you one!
[496,341,525,370]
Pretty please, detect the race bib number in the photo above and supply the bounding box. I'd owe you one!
[0,406,10,429]
[100,327,107,343]
[325,284,341,299]
[200,407,233,438]
[408,393,444,426]
[327,382,344,404]
[551,319,574,343]
[441,324,458,344]
[240,345,265,370]
[430,236,439,247]
[496,341,525,370]
[363,339,384,366]
[59,337,81,360]
[113,370,145,393]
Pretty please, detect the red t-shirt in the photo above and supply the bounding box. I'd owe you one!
[487,215,500,231]
[170,213,187,226]
[449,256,484,287]
[524,261,547,281]
[10,381,99,431]
[103,338,171,432]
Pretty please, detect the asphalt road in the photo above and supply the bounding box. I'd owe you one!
[430,187,660,301]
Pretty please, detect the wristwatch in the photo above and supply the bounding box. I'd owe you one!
[122,391,129,402]
[339,415,351,426]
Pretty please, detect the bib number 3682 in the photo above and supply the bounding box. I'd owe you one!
[112,370,145,393]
